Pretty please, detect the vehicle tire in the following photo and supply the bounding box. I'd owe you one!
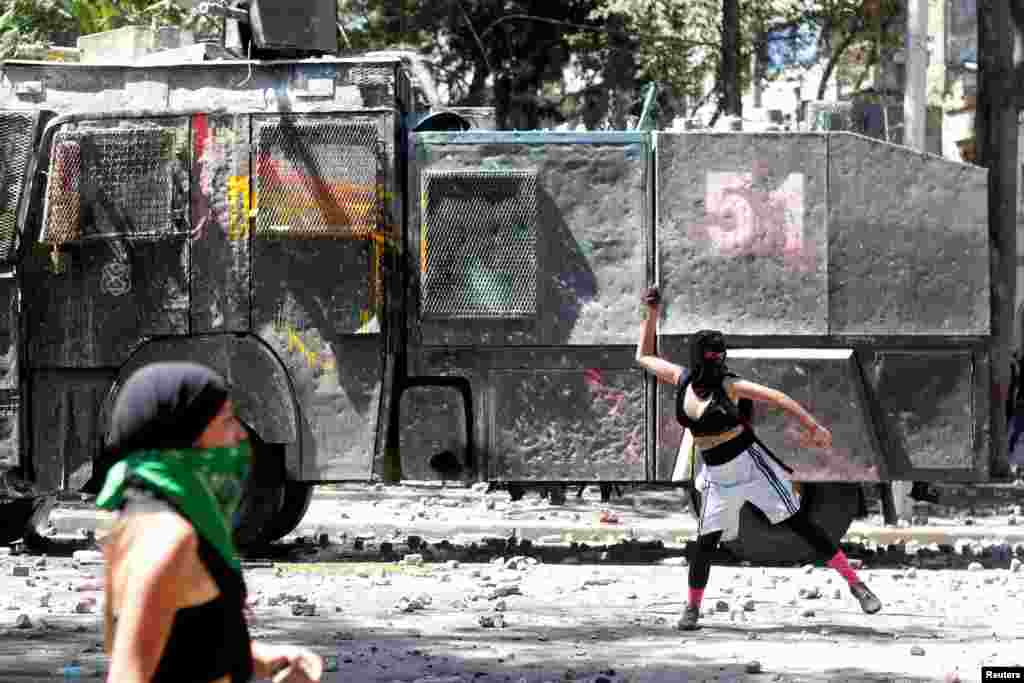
[689,482,860,565]
[0,496,40,545]
[232,430,285,550]
[259,480,314,542]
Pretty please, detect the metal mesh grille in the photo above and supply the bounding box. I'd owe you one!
[344,63,395,88]
[255,119,382,238]
[42,126,176,245]
[0,389,17,417]
[0,113,37,262]
[420,169,538,319]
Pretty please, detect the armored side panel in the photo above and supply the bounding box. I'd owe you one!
[0,111,49,478]
[5,58,413,489]
[404,132,651,482]
[655,132,990,482]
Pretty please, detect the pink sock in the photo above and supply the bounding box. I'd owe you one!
[688,588,705,608]
[827,550,860,585]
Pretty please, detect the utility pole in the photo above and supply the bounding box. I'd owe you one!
[903,0,928,151]
[887,0,930,522]
[976,0,1018,479]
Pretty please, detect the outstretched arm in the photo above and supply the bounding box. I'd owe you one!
[635,287,684,385]
[731,379,832,448]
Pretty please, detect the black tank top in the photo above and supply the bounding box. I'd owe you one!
[116,487,253,683]
[676,373,747,436]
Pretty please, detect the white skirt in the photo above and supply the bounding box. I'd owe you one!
[694,441,800,542]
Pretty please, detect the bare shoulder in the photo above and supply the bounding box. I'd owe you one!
[120,511,198,571]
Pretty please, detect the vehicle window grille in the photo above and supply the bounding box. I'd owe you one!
[0,112,38,262]
[42,126,177,245]
[420,169,538,319]
[254,119,381,239]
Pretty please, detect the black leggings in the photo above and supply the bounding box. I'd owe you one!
[688,506,839,590]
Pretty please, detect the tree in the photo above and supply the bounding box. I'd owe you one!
[0,0,209,59]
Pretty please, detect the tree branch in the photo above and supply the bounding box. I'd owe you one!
[815,6,900,101]
[479,12,718,49]
[452,0,492,75]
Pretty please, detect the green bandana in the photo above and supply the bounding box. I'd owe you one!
[95,441,252,571]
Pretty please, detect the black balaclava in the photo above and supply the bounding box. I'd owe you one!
[83,362,230,493]
[689,329,729,398]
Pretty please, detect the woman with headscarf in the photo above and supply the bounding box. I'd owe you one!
[93,362,322,682]
[636,288,881,631]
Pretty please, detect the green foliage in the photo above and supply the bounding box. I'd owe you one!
[0,0,206,59]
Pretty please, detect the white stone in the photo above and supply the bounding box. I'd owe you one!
[72,551,104,566]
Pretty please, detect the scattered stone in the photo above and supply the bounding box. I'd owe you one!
[800,608,815,618]
[14,614,31,629]
[487,585,521,600]
[742,599,756,612]
[660,557,688,567]
[494,600,507,612]
[291,603,317,616]
[746,661,763,674]
[402,554,424,566]
[478,614,505,628]
[968,562,984,572]
[906,568,917,579]
[626,592,638,600]
[72,551,104,566]
[445,560,461,570]
[583,576,616,587]
[802,564,814,574]
[715,600,729,613]
[798,586,821,600]
[910,645,926,656]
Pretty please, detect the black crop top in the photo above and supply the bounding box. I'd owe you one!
[114,487,253,683]
[675,373,752,436]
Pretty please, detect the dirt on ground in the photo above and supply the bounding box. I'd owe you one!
[2,483,1022,682]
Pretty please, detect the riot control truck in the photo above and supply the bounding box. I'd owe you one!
[0,1,997,562]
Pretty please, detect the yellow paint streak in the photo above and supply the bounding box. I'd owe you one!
[281,321,335,372]
[227,175,251,241]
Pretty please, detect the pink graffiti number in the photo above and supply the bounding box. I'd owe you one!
[692,170,813,272]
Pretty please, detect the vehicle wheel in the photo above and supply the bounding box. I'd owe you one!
[0,496,40,545]
[233,430,286,550]
[233,479,284,550]
[260,480,314,542]
[689,483,860,565]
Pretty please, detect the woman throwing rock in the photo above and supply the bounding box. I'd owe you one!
[94,362,322,682]
[635,288,881,631]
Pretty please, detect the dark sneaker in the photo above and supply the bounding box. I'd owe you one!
[850,581,882,614]
[676,605,701,631]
